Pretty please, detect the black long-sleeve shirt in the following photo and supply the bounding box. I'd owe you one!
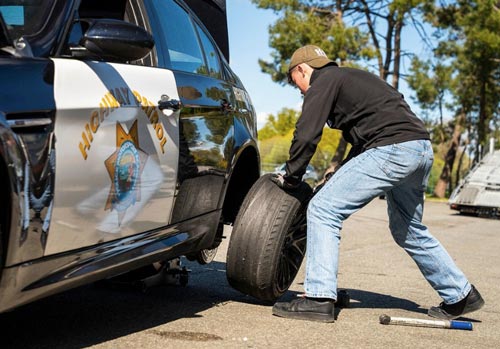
[285,65,430,183]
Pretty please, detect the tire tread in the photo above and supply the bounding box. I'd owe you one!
[226,174,312,300]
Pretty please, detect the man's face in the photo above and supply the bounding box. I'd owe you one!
[289,64,310,94]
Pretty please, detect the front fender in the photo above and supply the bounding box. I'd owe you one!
[0,115,54,266]
[220,116,261,224]
[0,117,29,266]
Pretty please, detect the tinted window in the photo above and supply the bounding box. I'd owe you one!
[0,1,56,42]
[151,0,205,74]
[124,1,156,66]
[222,61,240,85]
[195,23,221,79]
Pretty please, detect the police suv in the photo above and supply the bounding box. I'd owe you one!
[0,0,311,313]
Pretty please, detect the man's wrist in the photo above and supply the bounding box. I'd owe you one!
[271,173,301,190]
[283,175,301,187]
[283,175,301,189]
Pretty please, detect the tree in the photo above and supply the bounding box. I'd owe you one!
[252,0,431,175]
[252,1,431,84]
[410,0,500,197]
[407,58,453,127]
[407,56,460,197]
[430,0,500,161]
[253,1,375,82]
[349,0,432,88]
[434,114,465,197]
[258,108,300,140]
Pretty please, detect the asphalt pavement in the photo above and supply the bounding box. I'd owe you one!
[1,199,499,349]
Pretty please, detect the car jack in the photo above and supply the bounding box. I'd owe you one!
[98,258,189,292]
[137,258,190,291]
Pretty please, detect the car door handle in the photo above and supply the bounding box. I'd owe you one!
[158,94,181,111]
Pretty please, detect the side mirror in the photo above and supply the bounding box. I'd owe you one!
[75,19,154,62]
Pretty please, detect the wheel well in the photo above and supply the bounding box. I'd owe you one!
[222,146,260,224]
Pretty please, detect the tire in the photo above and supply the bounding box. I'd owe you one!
[185,233,220,265]
[226,173,312,301]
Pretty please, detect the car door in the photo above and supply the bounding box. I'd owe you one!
[145,0,234,226]
[45,3,180,255]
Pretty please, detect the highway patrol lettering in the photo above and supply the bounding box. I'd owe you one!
[132,90,168,154]
[79,88,168,159]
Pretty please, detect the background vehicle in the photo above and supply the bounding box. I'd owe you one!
[0,0,260,312]
[449,142,500,218]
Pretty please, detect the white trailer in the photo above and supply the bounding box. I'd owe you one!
[449,145,500,218]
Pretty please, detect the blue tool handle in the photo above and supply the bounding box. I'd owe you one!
[449,320,473,331]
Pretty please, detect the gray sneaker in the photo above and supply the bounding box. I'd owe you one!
[428,285,485,320]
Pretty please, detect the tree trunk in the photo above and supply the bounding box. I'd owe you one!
[360,0,384,78]
[455,142,467,188]
[476,80,488,160]
[392,18,403,89]
[433,114,465,198]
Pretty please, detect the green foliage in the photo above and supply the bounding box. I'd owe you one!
[408,57,453,118]
[258,108,300,140]
[426,142,471,197]
[426,153,444,195]
[259,133,294,173]
[252,0,375,84]
[309,127,343,176]
[258,108,342,176]
[253,0,500,197]
[425,0,500,153]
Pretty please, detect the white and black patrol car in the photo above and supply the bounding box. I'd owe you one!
[0,0,311,313]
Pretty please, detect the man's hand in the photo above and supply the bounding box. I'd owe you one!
[271,173,301,191]
[313,169,336,194]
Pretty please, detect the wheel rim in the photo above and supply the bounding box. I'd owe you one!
[276,206,307,293]
[197,247,218,264]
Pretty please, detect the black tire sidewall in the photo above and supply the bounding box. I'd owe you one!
[226,174,312,301]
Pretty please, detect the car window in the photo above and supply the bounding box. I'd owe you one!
[222,61,237,84]
[195,22,221,79]
[150,0,205,74]
[124,1,156,66]
[0,0,56,42]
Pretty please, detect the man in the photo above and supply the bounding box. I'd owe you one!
[271,45,484,323]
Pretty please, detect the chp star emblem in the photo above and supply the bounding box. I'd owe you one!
[104,121,148,224]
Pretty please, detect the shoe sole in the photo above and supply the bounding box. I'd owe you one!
[428,297,485,320]
[272,308,335,323]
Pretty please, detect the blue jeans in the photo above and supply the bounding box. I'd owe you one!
[305,140,471,304]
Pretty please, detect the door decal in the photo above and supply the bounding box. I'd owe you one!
[48,59,179,255]
[104,120,148,224]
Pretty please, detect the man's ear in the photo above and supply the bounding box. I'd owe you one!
[297,64,311,77]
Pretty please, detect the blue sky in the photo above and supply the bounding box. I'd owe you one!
[226,0,432,129]
[226,0,302,129]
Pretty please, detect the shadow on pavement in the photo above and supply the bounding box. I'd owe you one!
[0,260,267,349]
[277,288,426,314]
[0,256,482,348]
